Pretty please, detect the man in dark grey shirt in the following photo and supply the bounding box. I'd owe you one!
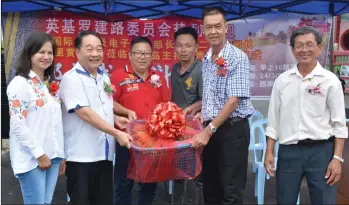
[170,26,203,203]
[171,27,202,115]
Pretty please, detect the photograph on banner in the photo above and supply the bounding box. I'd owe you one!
[1,11,210,88]
[336,13,349,80]
[227,13,331,98]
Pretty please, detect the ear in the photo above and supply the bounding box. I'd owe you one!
[318,43,324,53]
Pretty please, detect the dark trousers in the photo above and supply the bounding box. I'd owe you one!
[202,118,250,205]
[66,160,113,205]
[276,139,337,204]
[113,143,157,205]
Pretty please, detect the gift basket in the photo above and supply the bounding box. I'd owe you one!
[126,102,204,183]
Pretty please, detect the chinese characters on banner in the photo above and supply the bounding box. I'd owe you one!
[227,15,331,98]
[5,11,332,97]
[41,12,209,88]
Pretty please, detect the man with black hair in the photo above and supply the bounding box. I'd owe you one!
[192,7,254,205]
[171,26,203,203]
[110,36,170,205]
[60,30,132,205]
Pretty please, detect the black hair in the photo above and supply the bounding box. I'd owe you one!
[202,7,227,22]
[15,32,57,82]
[74,30,103,49]
[174,27,198,43]
[130,36,152,50]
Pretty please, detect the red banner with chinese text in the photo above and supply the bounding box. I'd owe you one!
[29,11,209,86]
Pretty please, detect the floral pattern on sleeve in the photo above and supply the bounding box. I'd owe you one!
[8,95,30,120]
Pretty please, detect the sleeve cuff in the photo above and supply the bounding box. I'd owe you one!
[333,127,348,139]
[30,146,45,159]
[68,105,88,113]
[265,126,278,140]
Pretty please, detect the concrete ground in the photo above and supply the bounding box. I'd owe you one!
[3,97,349,204]
[1,150,313,204]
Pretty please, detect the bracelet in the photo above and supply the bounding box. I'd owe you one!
[333,155,344,163]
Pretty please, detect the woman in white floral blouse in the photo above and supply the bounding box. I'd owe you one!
[7,32,65,204]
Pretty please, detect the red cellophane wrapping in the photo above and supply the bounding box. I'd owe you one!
[126,102,203,183]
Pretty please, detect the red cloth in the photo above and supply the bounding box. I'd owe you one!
[110,64,171,119]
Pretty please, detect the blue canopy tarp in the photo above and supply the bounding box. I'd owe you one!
[2,0,349,21]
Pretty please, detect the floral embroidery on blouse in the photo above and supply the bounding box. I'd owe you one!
[8,96,30,120]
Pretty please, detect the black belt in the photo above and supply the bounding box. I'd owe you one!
[204,117,247,127]
[297,136,334,145]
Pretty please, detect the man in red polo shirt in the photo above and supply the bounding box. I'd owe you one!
[110,36,170,205]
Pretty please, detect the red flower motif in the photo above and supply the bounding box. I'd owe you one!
[216,57,225,66]
[32,78,39,85]
[36,99,45,107]
[12,99,20,108]
[22,110,28,118]
[49,82,59,96]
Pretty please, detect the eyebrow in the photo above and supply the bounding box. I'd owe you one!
[85,44,102,47]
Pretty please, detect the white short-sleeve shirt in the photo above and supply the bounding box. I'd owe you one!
[59,62,115,162]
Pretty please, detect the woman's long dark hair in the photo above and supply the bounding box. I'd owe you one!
[15,32,57,82]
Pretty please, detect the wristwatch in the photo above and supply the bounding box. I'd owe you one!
[208,122,217,133]
[333,155,344,163]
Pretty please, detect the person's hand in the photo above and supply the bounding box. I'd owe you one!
[193,112,204,124]
[114,115,130,130]
[59,160,66,175]
[183,107,193,116]
[115,130,133,149]
[127,110,137,121]
[264,152,275,177]
[325,158,342,186]
[192,128,211,149]
[37,154,51,170]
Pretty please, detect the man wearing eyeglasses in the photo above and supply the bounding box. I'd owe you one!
[110,36,170,205]
[265,26,347,204]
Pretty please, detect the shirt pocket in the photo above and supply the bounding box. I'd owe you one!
[215,75,227,100]
[305,92,326,118]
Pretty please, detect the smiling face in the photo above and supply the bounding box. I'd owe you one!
[129,42,152,74]
[292,33,323,65]
[31,41,54,72]
[76,34,103,71]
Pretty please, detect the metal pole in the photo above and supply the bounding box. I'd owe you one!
[330,15,334,73]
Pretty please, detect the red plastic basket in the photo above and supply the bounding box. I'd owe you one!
[126,115,204,183]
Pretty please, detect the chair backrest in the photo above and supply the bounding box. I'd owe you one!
[248,110,264,149]
[248,110,264,125]
[250,119,268,164]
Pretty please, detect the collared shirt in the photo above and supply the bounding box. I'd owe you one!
[202,41,254,121]
[171,59,203,109]
[59,62,115,162]
[265,62,348,145]
[110,64,171,120]
[7,70,64,174]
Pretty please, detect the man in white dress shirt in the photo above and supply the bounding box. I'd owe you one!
[59,30,132,205]
[264,26,347,204]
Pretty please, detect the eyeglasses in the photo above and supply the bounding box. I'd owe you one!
[294,43,318,51]
[131,51,152,58]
